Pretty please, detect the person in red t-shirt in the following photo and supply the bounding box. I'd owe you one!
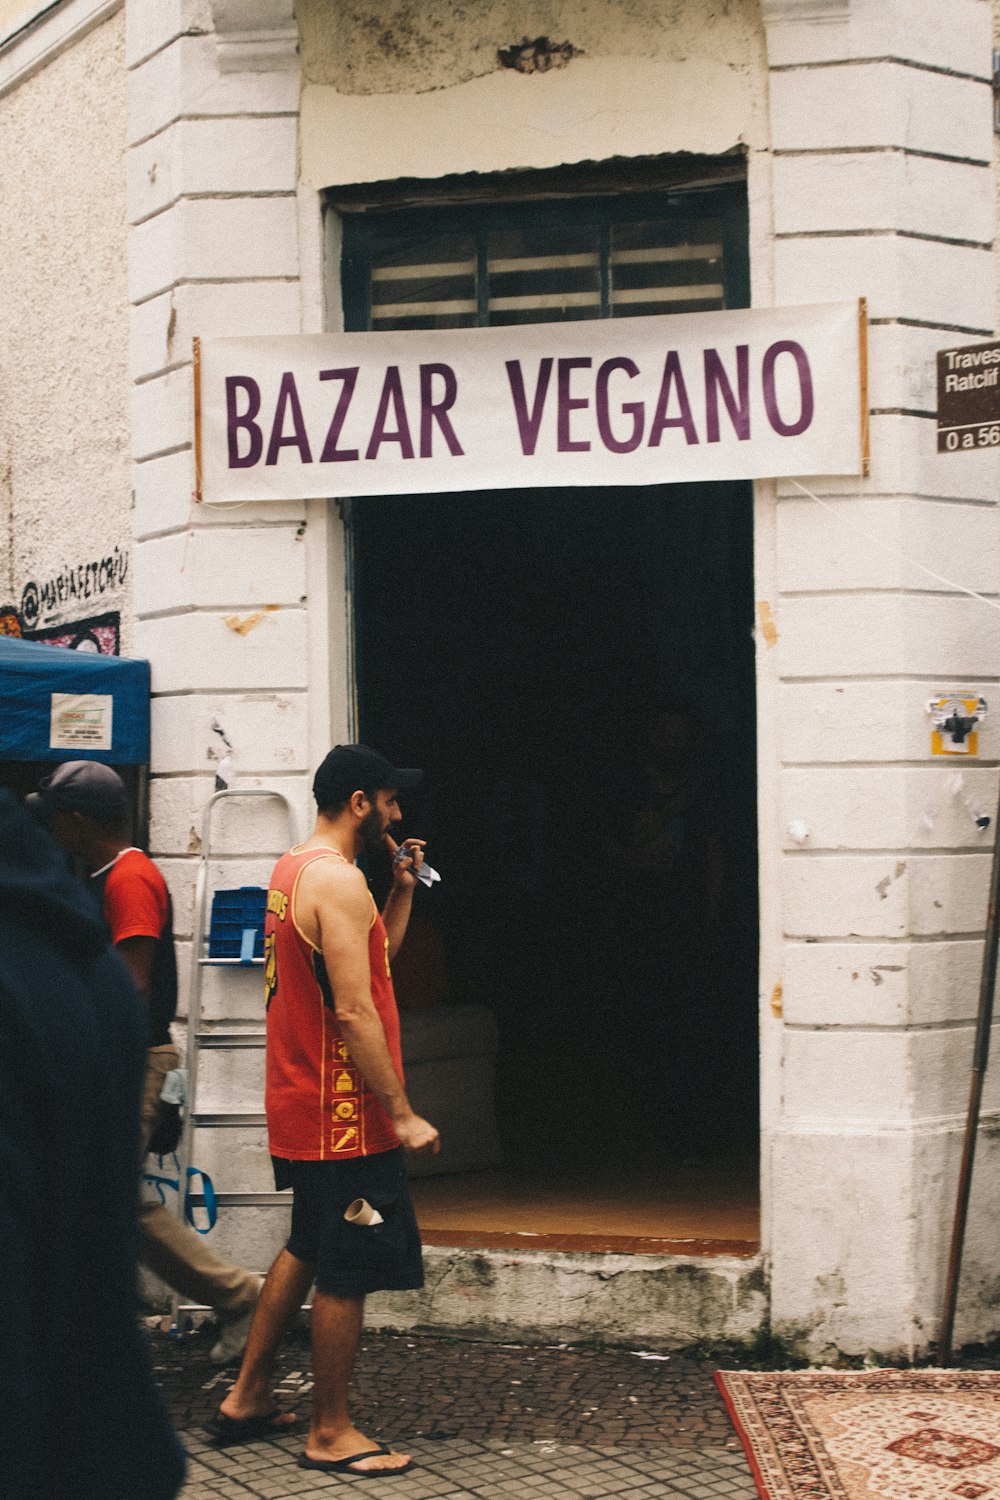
[216,745,439,1478]
[30,761,260,1361]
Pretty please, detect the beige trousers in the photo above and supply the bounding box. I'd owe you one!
[141,1045,258,1317]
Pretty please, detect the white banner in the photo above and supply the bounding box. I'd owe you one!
[198,302,864,503]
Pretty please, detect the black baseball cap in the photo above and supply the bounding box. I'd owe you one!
[313,744,423,808]
[27,760,128,822]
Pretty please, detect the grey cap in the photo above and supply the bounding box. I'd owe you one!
[27,760,128,822]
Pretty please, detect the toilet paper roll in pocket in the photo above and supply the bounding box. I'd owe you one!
[344,1197,384,1227]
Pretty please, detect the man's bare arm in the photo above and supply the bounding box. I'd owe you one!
[116,935,157,1004]
[311,863,439,1154]
[381,884,415,963]
[380,836,425,960]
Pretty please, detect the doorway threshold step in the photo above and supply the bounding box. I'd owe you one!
[421,1228,759,1258]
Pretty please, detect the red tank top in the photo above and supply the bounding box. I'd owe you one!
[263,846,404,1159]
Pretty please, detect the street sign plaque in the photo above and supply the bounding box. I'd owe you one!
[937,340,1000,452]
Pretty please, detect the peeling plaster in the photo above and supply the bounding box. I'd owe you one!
[299,0,767,189]
[298,0,765,96]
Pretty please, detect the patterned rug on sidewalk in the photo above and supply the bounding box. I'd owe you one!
[715,1369,1000,1500]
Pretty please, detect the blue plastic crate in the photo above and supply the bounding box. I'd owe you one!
[207,886,267,961]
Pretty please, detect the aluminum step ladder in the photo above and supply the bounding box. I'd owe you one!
[170,787,297,1327]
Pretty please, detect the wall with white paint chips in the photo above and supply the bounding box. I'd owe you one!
[764,0,998,1356]
[124,0,323,908]
[0,4,133,650]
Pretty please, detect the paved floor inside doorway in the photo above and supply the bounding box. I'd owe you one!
[410,1157,761,1256]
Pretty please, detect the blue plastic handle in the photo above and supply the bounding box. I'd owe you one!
[141,1154,218,1234]
[184,1167,218,1234]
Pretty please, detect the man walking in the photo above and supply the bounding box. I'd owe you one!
[29,760,261,1360]
[213,744,439,1477]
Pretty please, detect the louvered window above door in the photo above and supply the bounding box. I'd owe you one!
[343,185,747,333]
[369,233,478,330]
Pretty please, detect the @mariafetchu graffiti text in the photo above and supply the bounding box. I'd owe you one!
[20,547,129,628]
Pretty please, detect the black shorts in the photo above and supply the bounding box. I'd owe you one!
[274,1147,424,1298]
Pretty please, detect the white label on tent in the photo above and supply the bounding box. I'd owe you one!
[50,693,113,750]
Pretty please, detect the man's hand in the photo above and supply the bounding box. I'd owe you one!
[392,1111,440,1155]
[386,835,426,890]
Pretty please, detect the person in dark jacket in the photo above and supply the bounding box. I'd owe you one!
[28,760,260,1361]
[0,789,186,1500]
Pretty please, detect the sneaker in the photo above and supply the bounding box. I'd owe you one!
[209,1302,257,1364]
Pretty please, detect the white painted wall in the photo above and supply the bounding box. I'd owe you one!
[124,0,322,973]
[0,3,133,647]
[762,0,999,1358]
[0,1,37,33]
[994,0,1000,328]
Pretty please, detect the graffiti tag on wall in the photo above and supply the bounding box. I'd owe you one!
[19,547,129,630]
[0,606,121,655]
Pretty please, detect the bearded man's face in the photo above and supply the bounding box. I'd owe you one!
[359,803,387,860]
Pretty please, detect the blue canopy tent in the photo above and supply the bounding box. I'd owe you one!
[0,635,151,833]
[0,636,150,764]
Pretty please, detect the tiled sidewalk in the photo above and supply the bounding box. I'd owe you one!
[153,1327,757,1499]
[180,1429,756,1500]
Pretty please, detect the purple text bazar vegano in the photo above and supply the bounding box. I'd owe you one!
[225,343,815,470]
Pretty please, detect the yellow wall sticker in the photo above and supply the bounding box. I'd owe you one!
[927,695,987,756]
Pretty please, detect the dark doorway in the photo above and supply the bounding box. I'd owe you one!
[338,169,757,1227]
[351,477,758,1174]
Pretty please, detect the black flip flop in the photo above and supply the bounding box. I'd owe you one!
[206,1407,298,1447]
[298,1444,414,1476]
